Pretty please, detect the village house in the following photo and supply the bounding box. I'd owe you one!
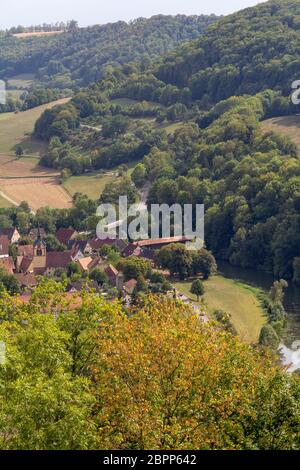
[56,228,78,245]
[122,236,192,260]
[76,257,94,273]
[17,228,74,276]
[17,244,34,258]
[0,236,9,259]
[66,280,100,294]
[0,257,15,275]
[67,239,93,255]
[0,227,21,244]
[104,264,120,287]
[122,243,143,258]
[123,278,137,295]
[14,273,38,291]
[89,237,127,253]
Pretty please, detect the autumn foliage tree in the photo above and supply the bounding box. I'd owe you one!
[0,282,299,450]
[92,297,300,450]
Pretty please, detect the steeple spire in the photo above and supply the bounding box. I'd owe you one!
[34,225,46,257]
[37,224,42,241]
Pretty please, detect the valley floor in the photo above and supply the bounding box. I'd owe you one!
[174,275,266,344]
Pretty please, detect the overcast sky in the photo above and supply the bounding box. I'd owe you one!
[0,0,266,29]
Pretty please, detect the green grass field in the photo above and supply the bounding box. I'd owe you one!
[63,172,116,199]
[174,275,266,344]
[0,98,70,155]
[0,194,13,208]
[7,73,35,89]
[262,115,300,152]
[162,122,184,135]
[63,162,137,200]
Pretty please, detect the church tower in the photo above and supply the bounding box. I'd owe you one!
[33,227,47,269]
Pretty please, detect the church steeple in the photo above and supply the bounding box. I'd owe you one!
[34,226,46,257]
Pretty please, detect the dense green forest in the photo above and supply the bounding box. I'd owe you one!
[0,15,218,89]
[33,0,300,282]
[156,0,300,102]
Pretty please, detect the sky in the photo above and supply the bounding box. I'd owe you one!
[0,0,266,29]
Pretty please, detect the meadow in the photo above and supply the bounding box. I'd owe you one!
[0,98,70,154]
[174,276,266,343]
[0,99,72,210]
[63,172,116,200]
[7,73,35,90]
[13,31,64,39]
[261,115,300,151]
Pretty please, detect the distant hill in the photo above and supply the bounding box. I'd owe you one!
[155,0,300,103]
[0,15,218,89]
[33,0,300,282]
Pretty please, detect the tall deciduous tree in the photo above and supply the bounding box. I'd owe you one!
[93,297,300,450]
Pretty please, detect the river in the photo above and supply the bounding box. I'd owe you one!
[217,261,300,371]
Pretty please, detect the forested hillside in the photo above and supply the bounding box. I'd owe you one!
[0,15,218,89]
[156,0,300,103]
[32,0,300,283]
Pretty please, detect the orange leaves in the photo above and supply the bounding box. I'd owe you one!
[90,296,297,450]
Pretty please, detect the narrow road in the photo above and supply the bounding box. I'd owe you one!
[0,190,36,215]
[140,182,150,205]
[0,190,19,207]
[80,124,102,132]
[174,289,209,323]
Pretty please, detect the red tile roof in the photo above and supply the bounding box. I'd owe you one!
[87,257,104,271]
[17,245,34,258]
[19,257,33,273]
[56,228,77,245]
[76,257,94,272]
[46,251,73,268]
[137,236,192,247]
[0,256,14,274]
[122,243,142,258]
[123,279,137,295]
[0,236,9,257]
[89,238,115,250]
[15,273,37,287]
[105,264,119,284]
[0,227,19,241]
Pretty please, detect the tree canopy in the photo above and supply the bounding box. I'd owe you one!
[0,282,299,449]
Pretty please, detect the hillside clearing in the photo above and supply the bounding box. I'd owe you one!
[0,98,70,154]
[261,115,300,152]
[0,98,71,211]
[63,163,136,200]
[63,172,116,200]
[13,31,64,39]
[0,155,59,178]
[7,73,35,89]
[174,276,266,344]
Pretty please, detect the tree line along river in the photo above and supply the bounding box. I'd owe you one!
[217,261,300,371]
